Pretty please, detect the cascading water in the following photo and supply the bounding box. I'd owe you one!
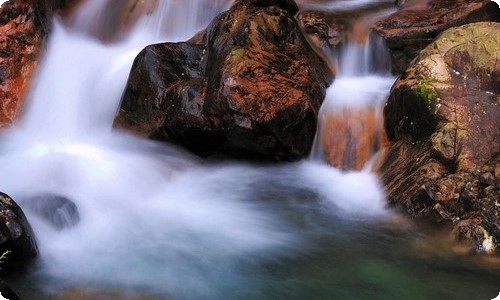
[309,5,397,170]
[1,1,500,299]
[0,0,389,298]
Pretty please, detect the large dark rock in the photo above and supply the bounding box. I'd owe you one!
[372,0,500,74]
[0,192,38,269]
[116,0,333,161]
[0,0,74,128]
[378,22,500,254]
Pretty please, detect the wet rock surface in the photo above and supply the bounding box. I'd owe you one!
[321,107,386,170]
[0,192,38,270]
[116,0,332,161]
[0,0,74,128]
[372,0,500,74]
[378,22,500,254]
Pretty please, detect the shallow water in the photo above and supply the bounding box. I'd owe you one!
[1,0,499,299]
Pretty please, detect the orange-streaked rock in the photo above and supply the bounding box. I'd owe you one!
[321,107,385,170]
[0,1,43,128]
[0,0,74,128]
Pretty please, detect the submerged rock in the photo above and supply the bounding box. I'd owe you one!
[0,0,74,128]
[116,0,332,161]
[0,192,38,269]
[320,107,386,170]
[23,193,80,230]
[372,0,500,74]
[378,22,500,254]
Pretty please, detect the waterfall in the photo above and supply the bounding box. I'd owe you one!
[309,5,397,170]
[0,1,393,298]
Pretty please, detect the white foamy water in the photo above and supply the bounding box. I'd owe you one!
[321,76,395,111]
[0,0,390,298]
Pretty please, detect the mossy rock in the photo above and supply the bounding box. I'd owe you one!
[380,22,500,254]
[385,22,500,143]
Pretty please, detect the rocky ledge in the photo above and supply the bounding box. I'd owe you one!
[372,0,500,74]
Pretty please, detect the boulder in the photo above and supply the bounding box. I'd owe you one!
[116,0,332,161]
[372,0,500,74]
[0,192,38,269]
[0,0,74,128]
[378,22,500,254]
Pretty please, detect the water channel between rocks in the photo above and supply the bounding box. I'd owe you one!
[0,0,499,299]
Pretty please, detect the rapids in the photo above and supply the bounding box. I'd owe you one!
[0,0,499,299]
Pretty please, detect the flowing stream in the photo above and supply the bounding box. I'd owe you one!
[1,0,500,299]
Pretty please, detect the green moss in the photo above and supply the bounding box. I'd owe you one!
[415,78,439,113]
[226,48,249,71]
[230,48,245,59]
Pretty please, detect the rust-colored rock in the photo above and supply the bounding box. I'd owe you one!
[378,22,500,254]
[372,0,500,74]
[320,107,386,170]
[116,0,332,161]
[0,1,42,128]
[0,0,73,128]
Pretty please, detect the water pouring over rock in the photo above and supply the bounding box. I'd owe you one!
[0,0,499,299]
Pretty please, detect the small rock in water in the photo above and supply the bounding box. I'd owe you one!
[0,192,38,269]
[23,194,80,230]
[0,280,20,300]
